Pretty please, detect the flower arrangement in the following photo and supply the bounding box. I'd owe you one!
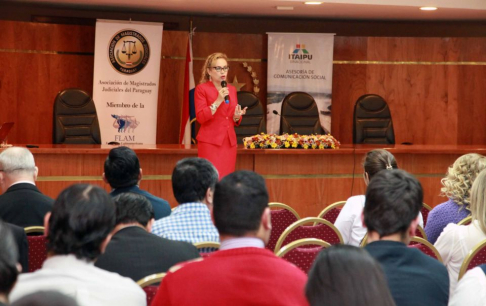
[243,133,340,149]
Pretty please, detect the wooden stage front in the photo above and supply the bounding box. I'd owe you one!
[20,144,486,218]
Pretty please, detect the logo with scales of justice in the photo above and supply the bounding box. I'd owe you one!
[108,29,150,75]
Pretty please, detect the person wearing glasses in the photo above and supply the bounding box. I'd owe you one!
[195,52,247,179]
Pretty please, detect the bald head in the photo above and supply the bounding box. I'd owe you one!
[0,147,38,192]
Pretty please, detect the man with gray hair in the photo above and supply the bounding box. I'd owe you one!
[0,147,53,227]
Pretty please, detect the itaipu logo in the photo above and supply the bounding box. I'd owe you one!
[289,44,313,60]
[108,29,150,75]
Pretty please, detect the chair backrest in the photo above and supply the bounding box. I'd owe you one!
[316,201,346,224]
[267,203,300,251]
[421,203,432,227]
[353,94,395,144]
[25,228,47,273]
[276,238,330,274]
[137,272,166,306]
[458,216,473,226]
[459,239,486,280]
[415,225,427,240]
[193,241,221,258]
[53,88,101,144]
[274,217,343,253]
[235,91,266,143]
[280,92,324,135]
[408,236,443,262]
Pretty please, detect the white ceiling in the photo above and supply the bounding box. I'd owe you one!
[12,0,486,20]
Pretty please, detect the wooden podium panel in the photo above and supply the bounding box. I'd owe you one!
[12,144,486,217]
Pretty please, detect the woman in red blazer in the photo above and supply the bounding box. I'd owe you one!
[195,53,247,179]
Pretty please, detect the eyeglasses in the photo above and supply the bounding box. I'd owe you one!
[0,168,34,172]
[212,66,230,72]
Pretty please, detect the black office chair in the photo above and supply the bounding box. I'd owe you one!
[353,94,395,144]
[279,92,323,135]
[235,91,266,143]
[53,88,101,144]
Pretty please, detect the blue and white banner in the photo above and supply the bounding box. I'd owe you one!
[266,33,335,134]
[93,20,163,144]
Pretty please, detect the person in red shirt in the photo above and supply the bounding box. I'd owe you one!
[195,52,247,179]
[151,171,308,306]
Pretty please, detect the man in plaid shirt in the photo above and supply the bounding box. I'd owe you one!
[152,158,219,244]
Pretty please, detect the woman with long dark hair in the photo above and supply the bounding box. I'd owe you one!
[306,245,396,306]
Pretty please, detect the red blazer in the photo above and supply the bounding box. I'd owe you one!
[195,81,241,146]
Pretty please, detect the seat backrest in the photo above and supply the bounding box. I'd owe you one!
[415,225,427,240]
[280,92,323,135]
[421,203,432,227]
[276,238,330,274]
[408,236,443,262]
[275,217,343,253]
[193,241,220,257]
[459,239,486,280]
[235,91,266,143]
[143,286,159,306]
[317,201,346,224]
[267,203,300,251]
[53,88,101,144]
[26,235,47,272]
[353,94,395,144]
[458,216,472,226]
[137,272,167,305]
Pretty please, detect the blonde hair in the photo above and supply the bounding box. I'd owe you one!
[469,169,486,234]
[440,153,486,210]
[199,52,228,84]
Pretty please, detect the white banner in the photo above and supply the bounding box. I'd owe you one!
[93,20,163,144]
[267,33,335,134]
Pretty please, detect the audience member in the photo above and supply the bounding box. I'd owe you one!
[151,171,308,306]
[9,184,145,306]
[364,169,449,306]
[335,149,424,246]
[306,244,396,306]
[95,192,200,281]
[0,221,20,306]
[425,153,486,243]
[152,157,219,244]
[5,223,28,273]
[11,291,78,306]
[449,264,486,306]
[103,146,171,220]
[0,147,53,227]
[435,169,486,297]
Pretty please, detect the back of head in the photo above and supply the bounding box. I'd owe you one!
[363,149,398,180]
[172,158,218,204]
[306,245,396,306]
[470,169,486,234]
[47,184,115,261]
[0,221,18,298]
[364,169,423,238]
[11,291,79,306]
[441,153,486,210]
[113,192,154,227]
[213,170,269,236]
[104,146,140,189]
[0,146,36,177]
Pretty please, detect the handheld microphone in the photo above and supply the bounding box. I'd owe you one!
[273,110,281,116]
[221,81,230,104]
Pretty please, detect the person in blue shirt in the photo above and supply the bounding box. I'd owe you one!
[103,146,171,220]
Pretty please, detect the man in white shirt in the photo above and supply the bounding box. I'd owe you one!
[9,184,145,306]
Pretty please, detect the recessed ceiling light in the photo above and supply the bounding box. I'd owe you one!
[305,2,323,4]
[420,7,438,11]
[276,6,294,10]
